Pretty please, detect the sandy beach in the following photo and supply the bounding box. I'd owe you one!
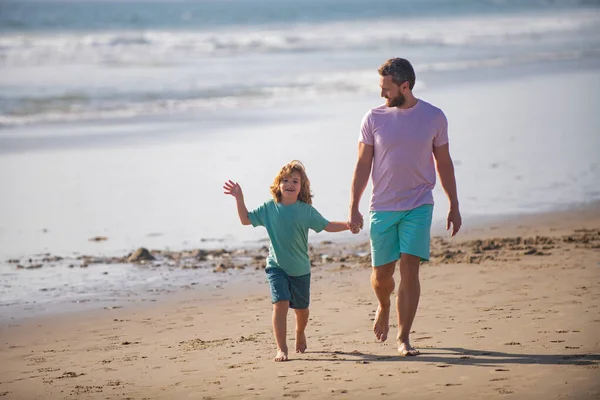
[1,203,598,399]
[2,1,600,399]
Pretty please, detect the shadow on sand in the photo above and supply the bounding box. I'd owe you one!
[305,347,600,367]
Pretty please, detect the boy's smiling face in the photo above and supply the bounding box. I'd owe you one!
[279,171,301,204]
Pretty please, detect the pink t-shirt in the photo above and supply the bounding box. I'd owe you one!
[359,99,449,211]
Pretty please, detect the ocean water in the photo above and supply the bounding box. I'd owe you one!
[1,0,600,317]
[1,0,600,126]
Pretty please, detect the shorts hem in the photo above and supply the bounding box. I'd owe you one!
[372,251,429,267]
[289,304,309,310]
[372,255,399,268]
[271,297,291,304]
[402,251,429,263]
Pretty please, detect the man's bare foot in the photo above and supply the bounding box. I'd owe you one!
[398,341,420,356]
[373,305,390,342]
[274,349,289,362]
[295,331,307,353]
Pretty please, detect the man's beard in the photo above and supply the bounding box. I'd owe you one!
[386,93,405,108]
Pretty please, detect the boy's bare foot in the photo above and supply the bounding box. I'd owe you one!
[373,305,390,342]
[398,341,419,356]
[274,349,289,362]
[295,331,307,353]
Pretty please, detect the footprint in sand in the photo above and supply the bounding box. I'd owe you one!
[414,336,432,342]
[37,367,60,373]
[55,371,85,379]
[25,357,47,366]
[70,385,103,395]
[496,388,514,394]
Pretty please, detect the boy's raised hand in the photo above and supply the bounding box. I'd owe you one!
[223,180,243,199]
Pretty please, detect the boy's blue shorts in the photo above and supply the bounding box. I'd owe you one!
[369,204,434,267]
[266,267,311,309]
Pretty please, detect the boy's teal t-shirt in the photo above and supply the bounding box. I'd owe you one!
[248,199,329,276]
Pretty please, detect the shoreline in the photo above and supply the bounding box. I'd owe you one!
[2,199,598,322]
[4,197,599,261]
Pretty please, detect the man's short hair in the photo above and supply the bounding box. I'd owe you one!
[378,58,416,90]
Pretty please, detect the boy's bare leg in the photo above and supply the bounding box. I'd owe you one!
[397,254,421,356]
[371,261,396,342]
[272,300,289,362]
[294,308,309,353]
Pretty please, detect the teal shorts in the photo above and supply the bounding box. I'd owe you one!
[266,267,311,309]
[369,204,434,267]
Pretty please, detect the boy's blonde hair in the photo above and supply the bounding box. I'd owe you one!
[270,160,313,205]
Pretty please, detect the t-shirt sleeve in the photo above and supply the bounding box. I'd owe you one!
[307,205,330,233]
[433,111,449,147]
[358,110,374,145]
[248,202,267,227]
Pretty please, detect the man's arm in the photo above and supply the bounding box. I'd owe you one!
[348,142,374,233]
[433,143,461,236]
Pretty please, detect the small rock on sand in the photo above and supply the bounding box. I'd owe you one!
[127,248,155,263]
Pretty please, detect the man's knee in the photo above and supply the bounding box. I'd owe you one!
[372,261,396,283]
[399,254,420,281]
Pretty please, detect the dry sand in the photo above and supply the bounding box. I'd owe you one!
[1,203,599,399]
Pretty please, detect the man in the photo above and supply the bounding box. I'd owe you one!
[348,58,461,356]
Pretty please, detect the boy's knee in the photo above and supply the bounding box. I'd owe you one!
[273,300,290,309]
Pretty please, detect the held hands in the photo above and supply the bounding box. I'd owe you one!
[223,180,243,200]
[348,209,364,234]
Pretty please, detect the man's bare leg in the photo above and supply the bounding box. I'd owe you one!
[294,308,309,353]
[397,254,421,356]
[272,300,289,362]
[371,261,396,342]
